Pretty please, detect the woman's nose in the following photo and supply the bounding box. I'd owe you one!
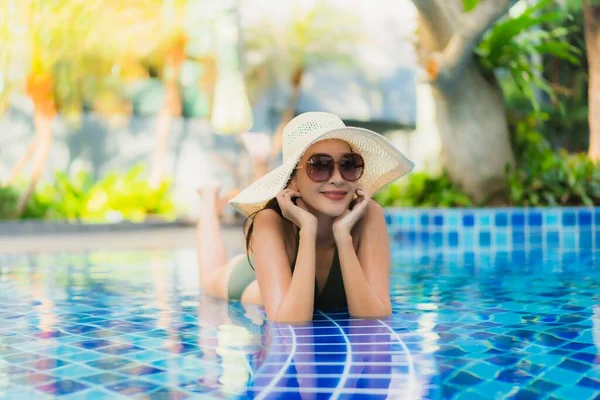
[328,165,345,185]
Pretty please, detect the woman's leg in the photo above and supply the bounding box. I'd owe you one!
[196,184,230,298]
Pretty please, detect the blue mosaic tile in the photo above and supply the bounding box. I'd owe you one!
[478,213,491,227]
[446,213,460,227]
[433,232,444,247]
[36,380,89,395]
[479,232,491,247]
[528,211,543,226]
[2,230,600,399]
[462,214,475,227]
[511,212,525,226]
[463,231,475,247]
[562,232,577,250]
[448,232,459,247]
[106,380,160,396]
[495,231,509,247]
[495,213,508,227]
[580,230,593,248]
[578,210,593,225]
[553,385,598,400]
[546,231,560,247]
[562,211,576,226]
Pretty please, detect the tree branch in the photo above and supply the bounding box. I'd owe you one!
[426,0,512,91]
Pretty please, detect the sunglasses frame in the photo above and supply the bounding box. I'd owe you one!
[296,152,365,182]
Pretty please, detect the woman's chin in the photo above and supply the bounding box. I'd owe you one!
[316,203,350,218]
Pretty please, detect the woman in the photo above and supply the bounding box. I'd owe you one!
[197,112,414,323]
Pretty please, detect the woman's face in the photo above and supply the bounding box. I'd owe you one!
[290,139,362,218]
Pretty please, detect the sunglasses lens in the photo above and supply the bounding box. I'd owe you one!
[339,153,364,181]
[307,154,334,182]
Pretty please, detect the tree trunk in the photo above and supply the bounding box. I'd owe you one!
[5,133,40,186]
[584,1,600,161]
[413,0,514,203]
[149,46,184,188]
[16,110,54,215]
[431,65,513,203]
[270,67,304,158]
[13,73,56,216]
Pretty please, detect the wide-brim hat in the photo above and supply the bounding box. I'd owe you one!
[229,112,415,217]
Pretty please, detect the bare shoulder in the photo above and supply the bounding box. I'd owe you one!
[249,208,295,258]
[353,199,386,243]
[366,198,384,215]
[363,199,386,225]
[253,208,284,229]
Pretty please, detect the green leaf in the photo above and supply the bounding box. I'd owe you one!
[463,0,479,12]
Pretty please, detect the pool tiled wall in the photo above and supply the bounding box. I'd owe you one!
[385,207,599,252]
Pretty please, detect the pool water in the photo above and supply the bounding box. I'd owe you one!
[0,246,598,399]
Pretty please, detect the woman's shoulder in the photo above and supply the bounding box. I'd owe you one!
[253,208,285,228]
[354,199,386,235]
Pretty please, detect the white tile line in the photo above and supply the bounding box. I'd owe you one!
[318,311,352,400]
[378,319,417,400]
[254,324,297,400]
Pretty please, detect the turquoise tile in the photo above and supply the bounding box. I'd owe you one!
[541,367,582,385]
[463,231,475,247]
[545,211,560,226]
[36,346,82,357]
[61,351,105,363]
[446,212,460,227]
[562,232,577,249]
[0,385,51,400]
[452,341,490,355]
[63,388,121,400]
[552,385,598,400]
[494,231,509,247]
[125,350,170,363]
[52,364,102,379]
[464,361,501,380]
[454,390,488,400]
[471,380,516,398]
[478,213,491,227]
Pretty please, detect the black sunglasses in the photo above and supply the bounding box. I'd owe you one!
[297,153,365,182]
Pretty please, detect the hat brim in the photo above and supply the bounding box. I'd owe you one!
[228,126,415,217]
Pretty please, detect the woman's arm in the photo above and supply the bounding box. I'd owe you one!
[335,200,392,318]
[251,210,317,323]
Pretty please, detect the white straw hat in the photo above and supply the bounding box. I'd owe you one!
[229,112,415,217]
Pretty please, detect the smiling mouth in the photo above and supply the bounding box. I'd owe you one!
[321,191,347,201]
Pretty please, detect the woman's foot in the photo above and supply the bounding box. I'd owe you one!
[197,182,221,202]
[240,132,271,162]
[197,184,240,217]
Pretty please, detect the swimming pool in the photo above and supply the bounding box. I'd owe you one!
[0,241,598,399]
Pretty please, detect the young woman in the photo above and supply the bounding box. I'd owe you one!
[197,112,414,323]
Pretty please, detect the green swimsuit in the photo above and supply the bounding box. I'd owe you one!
[226,236,348,311]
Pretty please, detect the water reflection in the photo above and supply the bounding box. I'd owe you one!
[247,319,425,399]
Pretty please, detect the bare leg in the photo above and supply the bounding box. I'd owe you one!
[196,184,229,292]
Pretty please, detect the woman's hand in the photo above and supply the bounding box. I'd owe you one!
[276,188,317,231]
[333,188,371,240]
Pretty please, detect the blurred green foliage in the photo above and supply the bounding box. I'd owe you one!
[375,172,474,208]
[476,0,581,111]
[1,165,176,222]
[506,116,600,206]
[0,186,19,219]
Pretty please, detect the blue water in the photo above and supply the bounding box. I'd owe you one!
[0,246,598,399]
